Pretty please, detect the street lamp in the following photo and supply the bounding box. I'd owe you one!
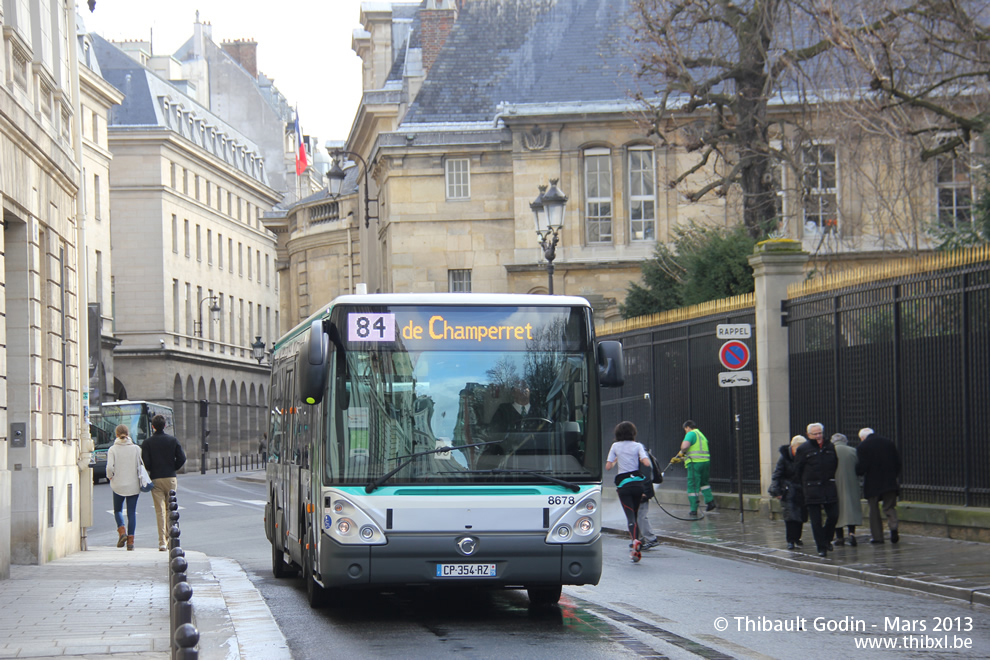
[194,296,221,337]
[251,336,267,365]
[531,178,568,294]
[325,148,379,228]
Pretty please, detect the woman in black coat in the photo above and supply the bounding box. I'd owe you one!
[769,436,808,549]
[795,423,840,557]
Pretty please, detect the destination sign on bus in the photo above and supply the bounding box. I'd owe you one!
[341,306,586,351]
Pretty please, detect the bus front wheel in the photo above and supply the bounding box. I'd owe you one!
[526,585,562,607]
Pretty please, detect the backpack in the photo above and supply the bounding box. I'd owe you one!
[648,451,664,484]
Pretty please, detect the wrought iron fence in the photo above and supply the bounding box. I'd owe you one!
[786,249,990,507]
[598,296,760,495]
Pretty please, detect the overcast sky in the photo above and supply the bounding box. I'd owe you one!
[80,0,387,147]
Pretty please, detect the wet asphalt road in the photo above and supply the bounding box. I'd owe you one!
[90,472,989,659]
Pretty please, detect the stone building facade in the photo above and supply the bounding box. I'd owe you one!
[90,33,281,470]
[77,26,126,538]
[1,0,91,573]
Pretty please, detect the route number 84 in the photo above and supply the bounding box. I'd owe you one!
[347,313,396,342]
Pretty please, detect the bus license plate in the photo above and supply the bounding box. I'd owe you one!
[436,563,496,578]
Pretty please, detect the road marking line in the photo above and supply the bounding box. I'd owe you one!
[198,501,232,507]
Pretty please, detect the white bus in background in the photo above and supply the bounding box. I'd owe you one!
[89,401,175,484]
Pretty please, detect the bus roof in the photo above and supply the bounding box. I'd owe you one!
[278,293,594,348]
[103,400,173,409]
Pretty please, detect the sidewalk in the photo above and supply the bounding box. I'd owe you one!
[602,489,990,608]
[0,544,289,660]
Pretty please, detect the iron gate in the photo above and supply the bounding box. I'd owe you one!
[786,256,990,506]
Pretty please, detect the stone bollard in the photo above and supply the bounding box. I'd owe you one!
[174,622,200,660]
[172,581,194,629]
[169,556,188,591]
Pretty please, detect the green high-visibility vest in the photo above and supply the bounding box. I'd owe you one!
[684,429,710,464]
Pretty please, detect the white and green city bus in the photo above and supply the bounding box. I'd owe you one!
[264,293,624,607]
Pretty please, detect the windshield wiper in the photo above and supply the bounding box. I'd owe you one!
[448,469,581,492]
[365,440,503,493]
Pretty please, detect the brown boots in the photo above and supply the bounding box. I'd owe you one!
[126,535,135,551]
[117,526,126,548]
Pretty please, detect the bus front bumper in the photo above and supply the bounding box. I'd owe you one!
[318,532,602,589]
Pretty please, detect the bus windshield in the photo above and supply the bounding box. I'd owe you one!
[319,304,602,486]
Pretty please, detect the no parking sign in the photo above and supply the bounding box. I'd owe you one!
[718,340,750,371]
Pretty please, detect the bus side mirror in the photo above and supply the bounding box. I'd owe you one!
[298,320,330,405]
[598,340,624,387]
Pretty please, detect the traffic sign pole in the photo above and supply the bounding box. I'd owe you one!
[716,325,752,524]
[734,391,743,524]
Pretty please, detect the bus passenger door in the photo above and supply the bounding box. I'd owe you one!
[286,396,303,561]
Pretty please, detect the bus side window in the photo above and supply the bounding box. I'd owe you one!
[270,422,282,462]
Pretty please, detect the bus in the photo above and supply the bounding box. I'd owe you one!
[264,293,624,607]
[89,401,175,484]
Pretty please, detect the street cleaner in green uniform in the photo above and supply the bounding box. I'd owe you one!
[674,420,716,516]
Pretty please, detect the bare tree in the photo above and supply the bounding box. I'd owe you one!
[819,0,990,161]
[630,0,988,248]
[630,0,839,238]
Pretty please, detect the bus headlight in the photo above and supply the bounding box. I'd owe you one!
[324,494,386,545]
[546,490,601,544]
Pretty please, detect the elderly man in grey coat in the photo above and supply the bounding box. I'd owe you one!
[831,433,863,546]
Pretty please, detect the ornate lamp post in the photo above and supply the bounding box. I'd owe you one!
[325,149,379,228]
[194,296,221,337]
[530,178,568,294]
[251,336,268,365]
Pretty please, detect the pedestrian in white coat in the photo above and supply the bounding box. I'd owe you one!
[106,424,142,550]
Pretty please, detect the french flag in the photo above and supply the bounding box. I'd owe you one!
[295,113,308,176]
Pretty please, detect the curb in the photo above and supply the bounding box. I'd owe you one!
[603,526,990,608]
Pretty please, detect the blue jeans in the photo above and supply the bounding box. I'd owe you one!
[113,492,139,535]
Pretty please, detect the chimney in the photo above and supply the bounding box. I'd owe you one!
[420,0,459,75]
[222,40,259,79]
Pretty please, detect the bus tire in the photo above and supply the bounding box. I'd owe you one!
[304,540,329,608]
[526,585,562,607]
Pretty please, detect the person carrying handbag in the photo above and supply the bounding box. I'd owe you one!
[106,424,143,550]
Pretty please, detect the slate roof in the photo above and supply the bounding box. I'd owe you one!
[403,0,640,125]
[399,0,881,128]
[90,34,259,151]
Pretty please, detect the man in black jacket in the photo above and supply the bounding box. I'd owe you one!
[142,415,187,551]
[856,428,902,544]
[795,422,839,557]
